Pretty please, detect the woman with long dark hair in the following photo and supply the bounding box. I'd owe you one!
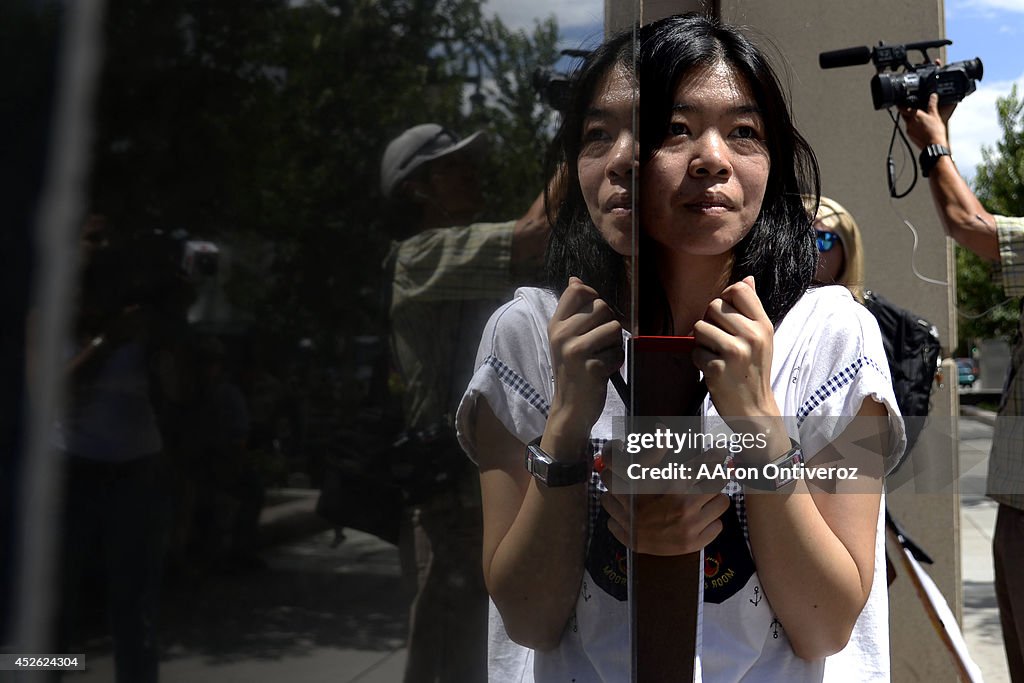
[457,14,904,682]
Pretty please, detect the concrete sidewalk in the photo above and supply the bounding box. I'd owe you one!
[962,499,1008,682]
[960,411,1010,682]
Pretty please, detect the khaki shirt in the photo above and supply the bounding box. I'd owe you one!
[389,221,515,431]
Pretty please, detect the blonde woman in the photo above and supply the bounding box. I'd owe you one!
[812,196,865,303]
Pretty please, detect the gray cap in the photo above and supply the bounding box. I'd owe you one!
[380,124,485,198]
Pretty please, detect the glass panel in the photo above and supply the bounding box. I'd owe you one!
[6,1,645,681]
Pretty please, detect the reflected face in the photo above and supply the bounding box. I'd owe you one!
[421,150,483,223]
[577,64,636,256]
[640,61,770,258]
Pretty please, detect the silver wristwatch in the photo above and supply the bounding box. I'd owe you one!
[525,437,589,487]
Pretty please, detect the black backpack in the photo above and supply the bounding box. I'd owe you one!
[863,290,942,461]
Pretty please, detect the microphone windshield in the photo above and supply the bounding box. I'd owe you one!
[819,46,872,69]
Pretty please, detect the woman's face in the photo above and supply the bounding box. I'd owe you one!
[813,219,846,284]
[640,60,770,258]
[577,63,637,256]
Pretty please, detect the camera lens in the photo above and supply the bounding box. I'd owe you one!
[871,74,897,110]
[961,57,984,81]
[871,71,921,110]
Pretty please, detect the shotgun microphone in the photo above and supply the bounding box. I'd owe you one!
[818,45,872,69]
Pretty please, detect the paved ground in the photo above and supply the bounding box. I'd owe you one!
[57,415,1009,682]
[64,524,410,683]
[959,414,1010,682]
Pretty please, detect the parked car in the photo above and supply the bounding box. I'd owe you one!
[956,358,977,388]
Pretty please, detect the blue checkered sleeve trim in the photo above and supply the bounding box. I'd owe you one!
[483,354,550,417]
[796,356,888,425]
[732,489,749,541]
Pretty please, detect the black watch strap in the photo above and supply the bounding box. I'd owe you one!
[525,437,589,487]
[919,144,951,178]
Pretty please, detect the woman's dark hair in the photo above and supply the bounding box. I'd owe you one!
[545,13,819,328]
[544,29,636,317]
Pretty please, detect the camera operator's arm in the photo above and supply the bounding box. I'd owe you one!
[396,183,555,304]
[510,191,551,277]
[901,92,999,262]
[511,168,564,278]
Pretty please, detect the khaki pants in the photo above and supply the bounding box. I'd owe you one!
[994,503,1024,681]
[401,494,488,683]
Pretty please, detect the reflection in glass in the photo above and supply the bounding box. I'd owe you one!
[8,0,607,680]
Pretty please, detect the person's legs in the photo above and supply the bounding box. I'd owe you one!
[402,496,487,683]
[993,503,1024,680]
[55,459,103,679]
[227,465,266,566]
[104,458,162,683]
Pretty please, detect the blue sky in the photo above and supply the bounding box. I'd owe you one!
[944,0,1024,180]
[488,0,1021,181]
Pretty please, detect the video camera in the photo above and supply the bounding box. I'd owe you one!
[532,49,591,113]
[819,39,982,110]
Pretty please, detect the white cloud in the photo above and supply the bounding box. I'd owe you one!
[947,72,1024,180]
[484,0,605,31]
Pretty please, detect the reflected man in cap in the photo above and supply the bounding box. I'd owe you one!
[380,123,548,683]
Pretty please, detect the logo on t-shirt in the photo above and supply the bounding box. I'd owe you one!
[586,506,628,601]
[702,499,756,604]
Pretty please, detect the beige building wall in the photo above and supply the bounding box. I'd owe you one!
[610,1,962,681]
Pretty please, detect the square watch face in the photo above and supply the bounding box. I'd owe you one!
[531,456,550,482]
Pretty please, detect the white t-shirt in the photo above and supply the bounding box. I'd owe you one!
[456,285,906,683]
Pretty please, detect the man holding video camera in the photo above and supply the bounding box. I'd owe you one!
[379,123,549,683]
[903,92,1024,679]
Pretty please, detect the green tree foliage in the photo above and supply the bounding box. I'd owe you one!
[957,85,1024,349]
[974,85,1024,215]
[89,0,562,349]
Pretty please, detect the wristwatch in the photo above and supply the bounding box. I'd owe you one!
[760,441,805,490]
[525,437,589,487]
[919,143,951,178]
[728,439,804,491]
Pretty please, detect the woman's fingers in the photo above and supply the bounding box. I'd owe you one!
[692,276,776,419]
[549,279,621,364]
[601,488,629,523]
[717,276,769,325]
[601,490,731,555]
[552,277,616,332]
[561,297,618,338]
[693,516,725,550]
[551,276,599,322]
[599,439,672,493]
[693,317,733,351]
[701,297,748,337]
[702,491,732,519]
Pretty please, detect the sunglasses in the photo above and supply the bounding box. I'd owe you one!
[816,230,840,253]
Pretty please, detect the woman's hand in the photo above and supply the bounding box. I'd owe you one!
[692,276,780,423]
[547,277,624,445]
[598,440,729,556]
